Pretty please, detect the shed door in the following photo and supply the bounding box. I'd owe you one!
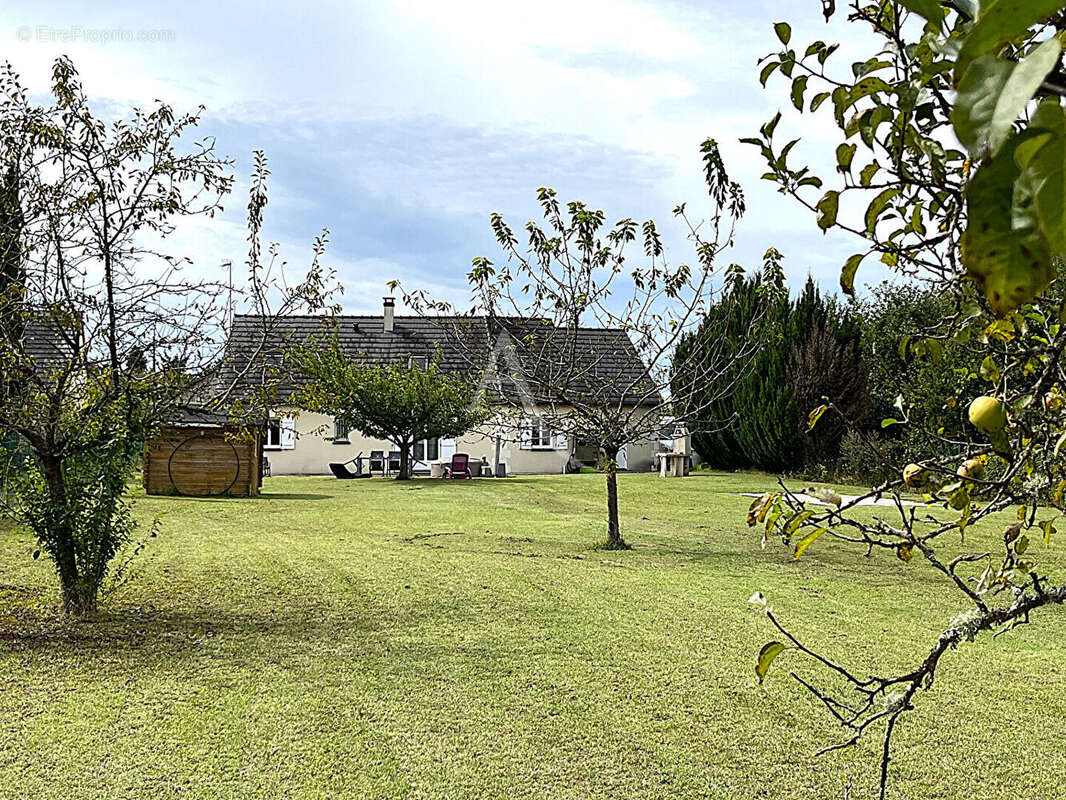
[168,431,242,496]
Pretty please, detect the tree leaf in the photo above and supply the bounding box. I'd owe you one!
[759,60,779,87]
[836,142,857,172]
[1017,101,1066,254]
[962,144,1053,315]
[810,91,831,112]
[807,404,828,431]
[952,39,1063,158]
[956,0,1065,82]
[1040,518,1056,546]
[979,355,1001,383]
[817,190,839,232]
[783,510,814,541]
[898,0,946,23]
[756,641,786,684]
[949,486,970,511]
[896,543,914,563]
[791,75,809,110]
[840,253,864,297]
[859,161,880,187]
[864,188,899,235]
[793,527,827,559]
[774,22,792,46]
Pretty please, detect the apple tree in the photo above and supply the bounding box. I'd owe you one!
[741,2,1066,797]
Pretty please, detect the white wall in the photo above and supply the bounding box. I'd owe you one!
[263,407,658,476]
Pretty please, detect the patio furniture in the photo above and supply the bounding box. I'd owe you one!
[430,462,445,479]
[387,450,402,475]
[442,453,474,479]
[329,453,371,480]
[368,450,385,475]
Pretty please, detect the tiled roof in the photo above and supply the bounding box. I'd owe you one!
[493,318,661,407]
[21,319,75,370]
[218,314,659,408]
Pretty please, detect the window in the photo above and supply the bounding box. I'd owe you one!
[265,419,280,448]
[265,416,295,450]
[333,419,350,444]
[408,354,428,370]
[413,437,439,461]
[528,418,552,449]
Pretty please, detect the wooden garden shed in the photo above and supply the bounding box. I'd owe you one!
[144,409,263,497]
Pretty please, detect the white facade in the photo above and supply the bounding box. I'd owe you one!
[263,407,658,476]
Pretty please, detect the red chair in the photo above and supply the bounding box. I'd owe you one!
[442,453,473,479]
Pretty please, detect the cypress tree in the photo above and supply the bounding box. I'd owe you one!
[675,260,868,472]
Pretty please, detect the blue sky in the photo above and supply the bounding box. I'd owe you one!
[2,0,885,313]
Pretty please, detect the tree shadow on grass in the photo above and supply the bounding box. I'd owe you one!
[153,492,333,503]
[0,602,385,658]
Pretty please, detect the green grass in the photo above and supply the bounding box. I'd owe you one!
[1,472,1065,799]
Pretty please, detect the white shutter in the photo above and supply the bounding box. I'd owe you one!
[554,430,568,451]
[280,416,296,450]
[519,417,532,450]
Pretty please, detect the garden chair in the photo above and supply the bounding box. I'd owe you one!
[387,450,402,475]
[442,452,473,479]
[329,454,370,480]
[368,450,385,475]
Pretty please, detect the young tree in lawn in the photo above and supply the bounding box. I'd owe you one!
[742,3,1066,797]
[0,59,334,616]
[289,344,490,480]
[395,140,762,548]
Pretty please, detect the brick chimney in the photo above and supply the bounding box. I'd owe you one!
[383,296,395,332]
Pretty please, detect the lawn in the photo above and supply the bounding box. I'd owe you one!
[1,472,1065,800]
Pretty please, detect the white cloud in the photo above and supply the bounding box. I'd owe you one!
[0,0,894,298]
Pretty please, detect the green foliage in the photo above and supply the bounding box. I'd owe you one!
[856,282,978,476]
[3,377,149,615]
[289,339,489,479]
[676,257,864,472]
[747,0,1066,317]
[744,3,1066,795]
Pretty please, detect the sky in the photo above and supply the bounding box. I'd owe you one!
[0,0,889,314]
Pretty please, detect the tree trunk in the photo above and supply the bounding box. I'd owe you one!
[396,441,411,480]
[602,446,627,549]
[41,455,96,616]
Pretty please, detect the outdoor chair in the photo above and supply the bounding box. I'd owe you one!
[329,454,370,480]
[368,450,385,475]
[387,450,402,475]
[442,452,473,479]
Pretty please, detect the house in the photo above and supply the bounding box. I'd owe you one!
[215,298,662,476]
